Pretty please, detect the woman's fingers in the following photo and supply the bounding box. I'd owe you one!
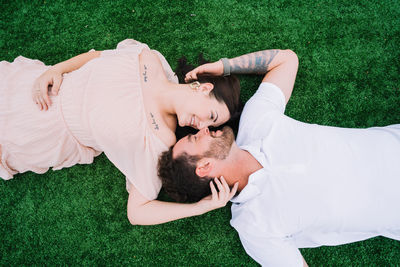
[200,177,239,213]
[37,94,45,110]
[32,84,39,105]
[32,80,49,110]
[32,68,64,110]
[33,82,43,110]
[229,182,239,199]
[36,81,50,110]
[38,95,45,110]
[214,177,225,198]
[210,181,218,201]
[217,177,239,202]
[219,176,237,202]
[42,84,51,109]
[36,97,43,110]
[51,75,62,96]
[220,176,230,196]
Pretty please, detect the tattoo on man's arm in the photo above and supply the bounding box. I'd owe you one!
[142,65,148,82]
[230,50,279,74]
[150,112,159,130]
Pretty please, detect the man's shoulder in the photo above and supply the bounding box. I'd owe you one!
[236,109,282,148]
[230,200,255,232]
[230,198,279,241]
[246,82,286,113]
[230,179,265,230]
[237,82,286,144]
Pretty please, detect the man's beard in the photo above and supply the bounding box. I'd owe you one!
[203,126,235,160]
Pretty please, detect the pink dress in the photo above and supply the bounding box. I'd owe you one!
[0,39,177,200]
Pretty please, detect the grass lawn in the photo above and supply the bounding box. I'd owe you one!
[1,0,399,265]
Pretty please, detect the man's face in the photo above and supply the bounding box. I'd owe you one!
[173,126,235,160]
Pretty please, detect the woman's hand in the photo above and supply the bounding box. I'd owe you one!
[196,176,239,214]
[31,50,101,111]
[32,66,63,111]
[185,60,224,82]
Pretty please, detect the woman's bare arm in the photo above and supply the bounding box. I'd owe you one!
[33,50,101,110]
[127,177,238,225]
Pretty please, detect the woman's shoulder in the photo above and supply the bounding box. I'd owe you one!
[100,39,147,59]
[101,39,177,83]
[139,48,178,84]
[116,39,148,50]
[138,49,165,75]
[146,111,177,148]
[160,129,177,147]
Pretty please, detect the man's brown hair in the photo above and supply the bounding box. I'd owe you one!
[157,147,213,203]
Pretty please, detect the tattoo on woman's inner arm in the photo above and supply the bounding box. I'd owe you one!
[142,65,148,82]
[150,112,159,130]
[230,50,279,74]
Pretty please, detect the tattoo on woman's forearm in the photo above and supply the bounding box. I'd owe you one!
[150,112,159,130]
[230,50,279,74]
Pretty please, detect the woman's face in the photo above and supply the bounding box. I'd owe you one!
[177,88,230,130]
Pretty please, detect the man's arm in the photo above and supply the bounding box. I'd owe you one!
[237,232,307,266]
[229,49,298,103]
[185,49,299,104]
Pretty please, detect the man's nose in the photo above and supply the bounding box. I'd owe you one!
[197,127,209,137]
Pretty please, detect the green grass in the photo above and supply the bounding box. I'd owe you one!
[1,0,400,265]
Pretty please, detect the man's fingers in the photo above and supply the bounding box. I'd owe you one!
[185,72,198,82]
[185,66,204,82]
[184,73,192,82]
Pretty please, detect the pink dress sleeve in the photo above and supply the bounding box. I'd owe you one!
[89,101,166,201]
[86,39,171,200]
[102,39,178,84]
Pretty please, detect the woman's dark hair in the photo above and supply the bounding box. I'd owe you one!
[175,54,243,139]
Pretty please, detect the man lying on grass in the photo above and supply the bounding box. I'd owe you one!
[157,49,400,266]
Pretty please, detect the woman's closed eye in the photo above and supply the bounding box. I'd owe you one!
[210,111,218,123]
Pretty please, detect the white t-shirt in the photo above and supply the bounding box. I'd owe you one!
[230,82,400,266]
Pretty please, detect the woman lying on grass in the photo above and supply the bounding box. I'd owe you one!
[0,39,240,225]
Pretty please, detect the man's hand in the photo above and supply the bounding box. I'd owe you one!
[196,176,239,213]
[185,61,224,82]
[32,66,63,111]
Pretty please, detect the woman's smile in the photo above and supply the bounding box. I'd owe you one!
[190,115,196,127]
